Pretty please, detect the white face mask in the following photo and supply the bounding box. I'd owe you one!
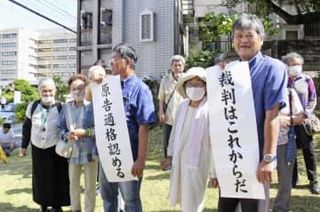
[186,87,206,101]
[288,65,302,77]
[41,96,55,105]
[71,90,85,102]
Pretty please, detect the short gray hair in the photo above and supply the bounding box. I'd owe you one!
[38,78,56,91]
[232,14,265,39]
[112,43,138,68]
[171,55,185,65]
[281,52,304,65]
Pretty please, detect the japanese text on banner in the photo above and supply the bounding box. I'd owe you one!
[91,75,137,182]
[207,62,265,199]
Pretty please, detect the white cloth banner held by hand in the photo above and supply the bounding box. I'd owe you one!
[207,62,265,199]
[91,75,137,182]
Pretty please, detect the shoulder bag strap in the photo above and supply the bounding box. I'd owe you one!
[164,87,176,113]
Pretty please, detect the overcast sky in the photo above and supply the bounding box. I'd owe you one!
[0,0,77,31]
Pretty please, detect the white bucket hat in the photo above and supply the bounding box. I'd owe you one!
[177,67,206,98]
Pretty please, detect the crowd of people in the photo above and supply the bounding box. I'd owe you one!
[1,13,317,212]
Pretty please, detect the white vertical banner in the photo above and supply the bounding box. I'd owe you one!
[14,91,21,103]
[207,62,265,199]
[91,75,138,182]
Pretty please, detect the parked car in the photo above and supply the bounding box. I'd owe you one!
[0,103,18,124]
[0,103,22,141]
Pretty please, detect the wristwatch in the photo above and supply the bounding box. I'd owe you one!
[263,154,276,163]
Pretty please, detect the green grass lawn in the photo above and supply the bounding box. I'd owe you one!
[1,126,320,211]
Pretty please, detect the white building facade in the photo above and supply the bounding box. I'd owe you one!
[36,29,77,82]
[0,28,76,86]
[0,29,37,86]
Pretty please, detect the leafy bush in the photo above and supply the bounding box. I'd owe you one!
[53,76,69,102]
[186,49,217,69]
[15,102,29,122]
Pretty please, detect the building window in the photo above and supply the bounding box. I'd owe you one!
[39,40,51,44]
[2,60,16,65]
[53,39,68,44]
[1,42,17,48]
[1,69,15,74]
[99,8,112,44]
[38,56,53,61]
[139,10,154,42]
[55,56,68,60]
[81,10,93,29]
[1,51,17,56]
[2,33,17,39]
[100,8,112,26]
[54,47,68,52]
[38,48,52,53]
[52,64,67,69]
[286,31,298,40]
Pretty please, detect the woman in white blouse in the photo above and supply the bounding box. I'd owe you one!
[161,67,217,212]
[20,78,70,212]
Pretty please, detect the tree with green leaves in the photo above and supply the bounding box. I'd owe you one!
[199,13,237,49]
[12,80,39,122]
[225,0,320,25]
[0,80,39,122]
[186,13,237,69]
[13,79,39,103]
[53,76,69,102]
[186,12,278,68]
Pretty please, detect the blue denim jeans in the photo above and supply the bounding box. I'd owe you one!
[99,164,142,212]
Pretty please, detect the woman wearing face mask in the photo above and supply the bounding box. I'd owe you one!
[57,74,98,212]
[282,52,320,194]
[161,67,218,212]
[20,78,70,212]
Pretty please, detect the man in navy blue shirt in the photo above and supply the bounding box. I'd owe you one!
[99,43,156,212]
[217,14,287,212]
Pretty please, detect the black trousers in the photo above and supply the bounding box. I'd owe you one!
[293,141,318,184]
[162,123,172,157]
[218,197,260,212]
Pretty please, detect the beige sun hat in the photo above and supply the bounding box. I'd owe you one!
[177,67,206,98]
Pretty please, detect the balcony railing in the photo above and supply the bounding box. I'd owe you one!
[181,0,194,15]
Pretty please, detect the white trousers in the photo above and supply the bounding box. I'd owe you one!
[69,161,98,212]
